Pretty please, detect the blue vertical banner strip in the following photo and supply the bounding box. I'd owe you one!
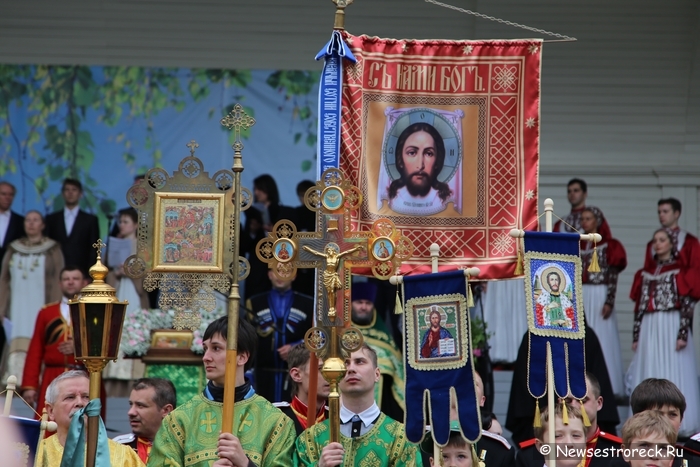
[522,231,587,400]
[315,31,356,178]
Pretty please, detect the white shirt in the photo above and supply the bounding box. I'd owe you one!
[339,402,381,438]
[64,206,80,236]
[60,296,71,323]
[0,210,10,246]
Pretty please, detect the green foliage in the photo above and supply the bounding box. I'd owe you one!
[0,65,320,229]
[266,70,320,164]
[470,316,492,363]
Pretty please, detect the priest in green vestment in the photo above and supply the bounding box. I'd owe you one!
[147,316,296,467]
[295,343,422,466]
[350,281,405,421]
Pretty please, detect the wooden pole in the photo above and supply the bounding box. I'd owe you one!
[306,353,320,429]
[3,375,16,416]
[86,371,101,467]
[543,198,556,467]
[430,243,442,466]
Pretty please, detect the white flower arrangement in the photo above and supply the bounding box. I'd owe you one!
[120,307,227,356]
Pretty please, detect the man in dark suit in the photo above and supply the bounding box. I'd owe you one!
[0,181,24,352]
[0,181,25,265]
[44,178,100,275]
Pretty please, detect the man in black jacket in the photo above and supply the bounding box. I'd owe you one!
[0,181,25,265]
[44,179,100,275]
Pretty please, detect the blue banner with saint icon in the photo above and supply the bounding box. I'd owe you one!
[523,232,587,402]
[401,270,481,446]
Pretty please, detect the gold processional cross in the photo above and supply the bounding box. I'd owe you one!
[255,168,412,442]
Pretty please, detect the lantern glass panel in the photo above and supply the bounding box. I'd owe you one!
[84,303,106,357]
[107,304,127,359]
[69,303,83,357]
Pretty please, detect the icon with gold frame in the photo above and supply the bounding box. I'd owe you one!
[371,236,395,261]
[321,186,344,211]
[273,238,296,263]
[152,192,225,273]
[151,330,194,350]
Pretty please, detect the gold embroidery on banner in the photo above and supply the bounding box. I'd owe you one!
[13,442,29,467]
[405,292,470,371]
[523,251,585,340]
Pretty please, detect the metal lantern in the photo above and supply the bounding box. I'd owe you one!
[68,239,127,467]
[69,240,128,371]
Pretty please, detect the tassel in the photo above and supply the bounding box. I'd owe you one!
[533,400,541,427]
[394,288,403,315]
[588,243,601,273]
[562,399,569,425]
[580,399,591,427]
[514,239,524,275]
[467,283,475,308]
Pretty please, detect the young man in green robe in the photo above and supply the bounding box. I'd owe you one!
[295,343,422,466]
[350,281,405,421]
[147,316,296,467]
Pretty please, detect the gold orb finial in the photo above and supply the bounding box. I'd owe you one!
[88,239,109,283]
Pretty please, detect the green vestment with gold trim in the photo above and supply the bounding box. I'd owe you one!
[354,312,405,412]
[147,393,296,467]
[294,413,423,466]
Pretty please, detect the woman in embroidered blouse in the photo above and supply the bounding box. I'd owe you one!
[626,227,700,436]
[0,210,64,380]
[580,207,627,397]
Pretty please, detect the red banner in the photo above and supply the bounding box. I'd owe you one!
[339,33,541,279]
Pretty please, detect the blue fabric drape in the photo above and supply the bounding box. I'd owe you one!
[60,399,111,467]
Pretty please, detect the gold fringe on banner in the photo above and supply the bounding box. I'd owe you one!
[580,399,591,426]
[467,282,475,308]
[561,399,569,424]
[588,243,601,273]
[533,400,541,427]
[514,238,524,275]
[394,288,403,315]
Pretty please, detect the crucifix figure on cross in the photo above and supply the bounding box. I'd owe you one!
[303,242,364,319]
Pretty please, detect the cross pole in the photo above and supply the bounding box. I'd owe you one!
[220,104,256,433]
[255,168,412,442]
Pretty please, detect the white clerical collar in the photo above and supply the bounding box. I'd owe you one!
[340,402,380,427]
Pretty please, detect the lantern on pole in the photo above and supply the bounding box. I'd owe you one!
[69,239,128,467]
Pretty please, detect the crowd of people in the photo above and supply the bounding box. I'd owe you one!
[2,173,700,466]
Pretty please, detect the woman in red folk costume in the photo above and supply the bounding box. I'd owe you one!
[626,228,700,436]
[580,207,627,397]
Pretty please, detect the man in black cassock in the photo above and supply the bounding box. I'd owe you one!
[505,323,620,444]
